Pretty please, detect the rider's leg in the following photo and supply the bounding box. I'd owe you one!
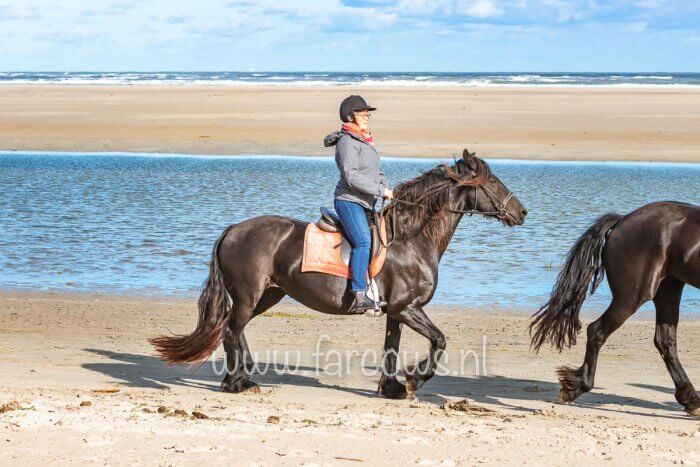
[334,200,371,294]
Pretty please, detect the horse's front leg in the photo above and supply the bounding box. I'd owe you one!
[394,305,446,399]
[377,316,408,399]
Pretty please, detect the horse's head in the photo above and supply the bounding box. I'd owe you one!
[451,149,527,227]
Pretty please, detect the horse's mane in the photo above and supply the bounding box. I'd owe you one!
[387,150,492,251]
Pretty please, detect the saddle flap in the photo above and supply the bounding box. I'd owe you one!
[301,219,388,279]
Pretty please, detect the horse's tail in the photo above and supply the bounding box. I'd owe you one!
[149,224,236,365]
[529,213,622,352]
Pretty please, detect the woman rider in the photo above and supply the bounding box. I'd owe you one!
[324,95,394,313]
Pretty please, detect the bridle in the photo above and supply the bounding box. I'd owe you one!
[386,183,516,220]
[377,181,516,248]
[465,183,516,220]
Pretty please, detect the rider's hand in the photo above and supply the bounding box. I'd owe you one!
[383,188,394,200]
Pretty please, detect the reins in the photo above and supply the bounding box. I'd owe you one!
[376,182,516,249]
[390,185,514,218]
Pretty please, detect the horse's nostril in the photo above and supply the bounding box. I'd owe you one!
[522,209,528,217]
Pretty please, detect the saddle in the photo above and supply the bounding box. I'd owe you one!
[301,207,388,279]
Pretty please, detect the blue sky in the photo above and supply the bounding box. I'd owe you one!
[1,0,699,71]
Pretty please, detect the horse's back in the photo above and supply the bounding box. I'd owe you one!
[220,215,306,246]
[610,201,697,240]
[218,215,307,283]
[605,201,700,290]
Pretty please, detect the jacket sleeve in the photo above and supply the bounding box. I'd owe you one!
[336,137,385,197]
[379,169,388,191]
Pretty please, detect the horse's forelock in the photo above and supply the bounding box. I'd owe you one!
[444,155,491,187]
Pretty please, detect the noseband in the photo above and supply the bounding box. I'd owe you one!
[467,184,516,220]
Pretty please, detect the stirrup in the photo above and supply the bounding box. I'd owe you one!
[350,291,386,316]
[364,307,385,318]
[362,295,387,318]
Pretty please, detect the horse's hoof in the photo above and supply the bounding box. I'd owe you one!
[558,388,572,403]
[243,382,261,394]
[687,406,700,417]
[379,380,408,400]
[221,382,237,393]
[221,380,260,394]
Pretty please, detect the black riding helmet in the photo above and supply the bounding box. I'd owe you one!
[339,95,377,123]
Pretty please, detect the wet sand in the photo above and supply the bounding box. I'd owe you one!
[1,291,699,464]
[1,85,700,162]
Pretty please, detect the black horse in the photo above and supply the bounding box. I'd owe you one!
[151,150,527,398]
[530,201,700,416]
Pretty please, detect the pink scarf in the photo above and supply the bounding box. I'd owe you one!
[342,123,375,147]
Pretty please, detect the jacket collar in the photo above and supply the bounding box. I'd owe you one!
[341,129,376,150]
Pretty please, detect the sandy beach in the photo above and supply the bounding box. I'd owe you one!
[1,291,699,465]
[1,85,700,162]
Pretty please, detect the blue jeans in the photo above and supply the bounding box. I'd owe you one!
[334,200,371,292]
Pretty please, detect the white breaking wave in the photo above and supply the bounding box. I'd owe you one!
[0,72,695,87]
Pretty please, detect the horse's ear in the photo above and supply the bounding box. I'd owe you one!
[462,148,477,170]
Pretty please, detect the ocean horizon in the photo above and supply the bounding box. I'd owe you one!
[2,71,700,87]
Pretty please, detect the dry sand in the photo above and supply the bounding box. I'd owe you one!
[1,291,699,465]
[1,85,700,162]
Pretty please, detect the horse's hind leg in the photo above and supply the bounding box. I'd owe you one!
[558,296,642,403]
[221,287,286,393]
[377,317,408,399]
[238,332,255,373]
[653,277,700,416]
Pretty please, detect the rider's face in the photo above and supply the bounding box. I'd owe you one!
[354,111,371,130]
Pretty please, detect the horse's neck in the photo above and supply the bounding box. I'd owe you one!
[392,191,467,260]
[434,211,464,259]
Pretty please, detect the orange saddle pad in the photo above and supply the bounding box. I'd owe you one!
[301,219,387,279]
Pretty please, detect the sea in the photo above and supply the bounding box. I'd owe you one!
[1,71,699,87]
[1,152,698,314]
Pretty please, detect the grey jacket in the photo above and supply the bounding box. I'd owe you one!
[324,130,388,210]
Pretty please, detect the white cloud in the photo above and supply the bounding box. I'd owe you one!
[459,1,502,18]
[0,0,697,70]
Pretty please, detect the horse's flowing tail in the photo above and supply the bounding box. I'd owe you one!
[530,213,622,352]
[150,225,236,364]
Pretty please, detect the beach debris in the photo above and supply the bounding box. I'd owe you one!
[173,409,188,417]
[157,406,168,414]
[91,387,120,394]
[0,401,21,413]
[267,415,280,424]
[533,407,559,417]
[192,411,209,420]
[142,408,155,413]
[442,399,495,415]
[79,401,92,407]
[334,457,364,462]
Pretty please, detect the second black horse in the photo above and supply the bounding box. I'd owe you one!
[531,201,700,415]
